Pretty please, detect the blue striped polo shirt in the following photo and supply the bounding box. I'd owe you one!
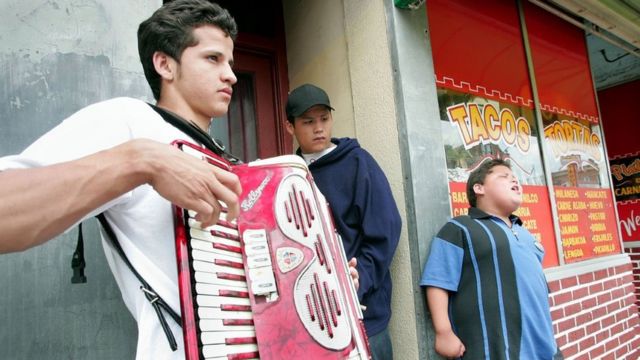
[420,207,556,360]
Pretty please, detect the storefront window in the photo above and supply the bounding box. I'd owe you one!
[428,0,559,267]
[437,88,559,268]
[427,0,624,267]
[524,2,621,263]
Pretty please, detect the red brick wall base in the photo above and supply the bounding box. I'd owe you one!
[547,256,640,359]
[624,243,640,309]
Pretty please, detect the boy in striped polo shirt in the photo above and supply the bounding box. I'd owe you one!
[420,159,561,359]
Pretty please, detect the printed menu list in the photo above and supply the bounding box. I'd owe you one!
[555,187,620,263]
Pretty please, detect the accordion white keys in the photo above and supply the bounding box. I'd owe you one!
[173,141,371,360]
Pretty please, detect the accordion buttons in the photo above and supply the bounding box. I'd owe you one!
[243,229,278,300]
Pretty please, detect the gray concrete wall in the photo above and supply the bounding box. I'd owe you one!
[383,2,453,359]
[0,1,159,358]
[340,1,417,358]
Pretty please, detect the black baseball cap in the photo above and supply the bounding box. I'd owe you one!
[285,84,334,119]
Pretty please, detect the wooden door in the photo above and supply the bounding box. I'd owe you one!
[211,47,289,162]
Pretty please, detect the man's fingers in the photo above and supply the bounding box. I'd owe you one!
[212,167,242,196]
[206,167,241,221]
[351,271,359,291]
[194,200,220,228]
[348,257,359,290]
[350,268,359,280]
[177,163,240,224]
[142,142,241,225]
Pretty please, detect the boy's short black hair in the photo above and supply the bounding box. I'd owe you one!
[138,0,237,100]
[466,158,511,207]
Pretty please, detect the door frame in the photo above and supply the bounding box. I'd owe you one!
[235,25,292,155]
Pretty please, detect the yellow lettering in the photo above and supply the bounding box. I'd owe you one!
[447,105,472,144]
[561,225,579,235]
[565,249,584,259]
[446,103,532,154]
[585,190,606,199]
[556,189,578,198]
[501,109,517,145]
[588,212,605,221]
[484,104,501,141]
[516,118,531,153]
[469,104,489,144]
[543,120,602,162]
[513,206,530,217]
[559,213,578,222]
[572,201,586,210]
[593,244,615,254]
[451,192,468,204]
[591,133,600,149]
[610,159,640,182]
[588,201,604,210]
[618,185,640,196]
[522,219,537,230]
[562,236,586,246]
[557,201,572,210]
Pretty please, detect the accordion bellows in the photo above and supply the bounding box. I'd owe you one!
[173,141,370,360]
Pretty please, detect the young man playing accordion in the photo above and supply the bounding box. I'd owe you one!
[0,1,287,359]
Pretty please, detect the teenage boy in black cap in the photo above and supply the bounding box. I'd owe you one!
[285,83,402,360]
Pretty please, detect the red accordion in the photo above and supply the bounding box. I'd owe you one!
[173,141,371,360]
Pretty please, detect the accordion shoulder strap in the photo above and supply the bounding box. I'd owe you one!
[71,222,87,284]
[96,213,181,351]
[148,103,242,165]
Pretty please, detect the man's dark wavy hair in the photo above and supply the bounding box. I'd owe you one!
[466,158,511,208]
[138,0,237,100]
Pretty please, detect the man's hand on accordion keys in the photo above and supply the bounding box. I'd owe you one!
[349,257,359,291]
[141,140,242,227]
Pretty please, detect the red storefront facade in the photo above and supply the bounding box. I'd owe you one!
[425,0,639,358]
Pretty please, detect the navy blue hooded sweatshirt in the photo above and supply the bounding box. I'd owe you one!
[297,137,402,336]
